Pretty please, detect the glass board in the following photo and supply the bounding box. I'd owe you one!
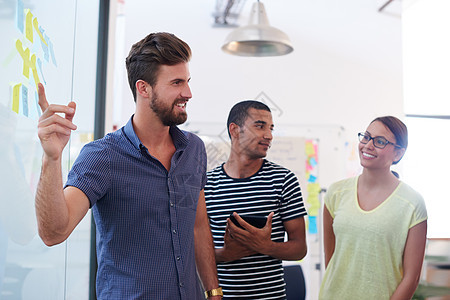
[0,0,98,298]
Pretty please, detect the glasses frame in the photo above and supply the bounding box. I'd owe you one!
[358,132,402,149]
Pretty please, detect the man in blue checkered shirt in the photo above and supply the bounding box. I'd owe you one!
[35,32,222,299]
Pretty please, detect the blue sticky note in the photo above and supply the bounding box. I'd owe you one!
[16,0,24,33]
[308,174,317,183]
[37,57,47,84]
[48,38,57,67]
[22,84,28,117]
[35,91,41,117]
[309,157,317,167]
[40,27,50,62]
[308,216,317,234]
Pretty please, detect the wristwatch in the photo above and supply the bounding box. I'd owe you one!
[204,287,223,298]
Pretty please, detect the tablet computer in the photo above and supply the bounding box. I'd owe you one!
[229,213,267,229]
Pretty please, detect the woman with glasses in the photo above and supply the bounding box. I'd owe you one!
[319,116,427,300]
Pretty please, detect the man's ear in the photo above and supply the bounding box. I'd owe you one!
[229,123,240,140]
[136,80,151,99]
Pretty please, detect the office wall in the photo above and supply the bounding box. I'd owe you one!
[0,0,99,298]
[110,0,403,163]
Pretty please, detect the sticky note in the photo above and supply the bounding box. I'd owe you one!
[16,39,31,78]
[307,202,320,216]
[16,0,24,33]
[12,83,21,114]
[40,28,49,62]
[30,54,40,89]
[307,183,321,195]
[308,174,317,183]
[48,38,57,66]
[308,216,317,234]
[37,57,46,84]
[25,9,33,42]
[305,142,314,156]
[33,17,47,45]
[15,39,41,88]
[35,91,41,117]
[22,85,28,117]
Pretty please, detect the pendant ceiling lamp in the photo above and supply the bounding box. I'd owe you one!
[221,0,293,57]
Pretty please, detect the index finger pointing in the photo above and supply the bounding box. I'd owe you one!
[38,83,49,112]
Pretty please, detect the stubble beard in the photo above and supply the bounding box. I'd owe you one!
[150,91,187,126]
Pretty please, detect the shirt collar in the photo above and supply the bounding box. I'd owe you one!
[123,115,189,151]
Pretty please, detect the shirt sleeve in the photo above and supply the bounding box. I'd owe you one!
[65,141,111,207]
[410,192,428,228]
[199,139,207,190]
[324,181,340,218]
[280,170,307,221]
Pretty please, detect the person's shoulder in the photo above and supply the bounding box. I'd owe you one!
[79,128,134,162]
[327,177,356,194]
[397,181,425,206]
[179,129,207,152]
[264,160,291,173]
[80,134,110,152]
[206,164,224,177]
[263,160,300,182]
[181,129,202,142]
[87,129,125,148]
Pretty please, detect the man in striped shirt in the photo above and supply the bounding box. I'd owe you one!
[204,100,308,299]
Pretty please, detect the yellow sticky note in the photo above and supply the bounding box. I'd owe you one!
[30,54,40,90]
[307,183,321,195]
[16,39,31,78]
[12,83,21,114]
[33,17,47,46]
[307,183,321,216]
[305,142,315,156]
[25,9,33,43]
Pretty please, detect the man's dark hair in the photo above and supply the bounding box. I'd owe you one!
[125,32,191,101]
[227,100,271,138]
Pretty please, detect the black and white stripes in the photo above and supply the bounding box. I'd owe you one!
[205,160,307,299]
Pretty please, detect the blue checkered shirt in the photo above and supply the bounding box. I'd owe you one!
[66,117,207,299]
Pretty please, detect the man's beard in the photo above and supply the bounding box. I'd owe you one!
[150,91,187,126]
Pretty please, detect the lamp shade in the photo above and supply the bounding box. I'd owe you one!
[222,1,293,57]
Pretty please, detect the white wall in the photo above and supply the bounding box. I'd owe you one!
[112,0,403,158]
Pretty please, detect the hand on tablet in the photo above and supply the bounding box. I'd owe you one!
[227,212,274,255]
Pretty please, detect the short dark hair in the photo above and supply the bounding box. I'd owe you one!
[371,116,408,164]
[125,32,191,101]
[227,100,271,138]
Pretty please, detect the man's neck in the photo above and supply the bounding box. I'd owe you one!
[224,155,264,179]
[133,110,172,148]
[132,112,177,171]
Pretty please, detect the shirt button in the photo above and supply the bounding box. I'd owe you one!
[170,202,174,207]
[176,256,181,261]
[172,229,177,234]
[179,282,184,287]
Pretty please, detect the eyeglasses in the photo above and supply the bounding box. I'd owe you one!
[358,132,401,149]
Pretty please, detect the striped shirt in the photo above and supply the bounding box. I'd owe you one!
[66,117,207,299]
[205,160,307,299]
